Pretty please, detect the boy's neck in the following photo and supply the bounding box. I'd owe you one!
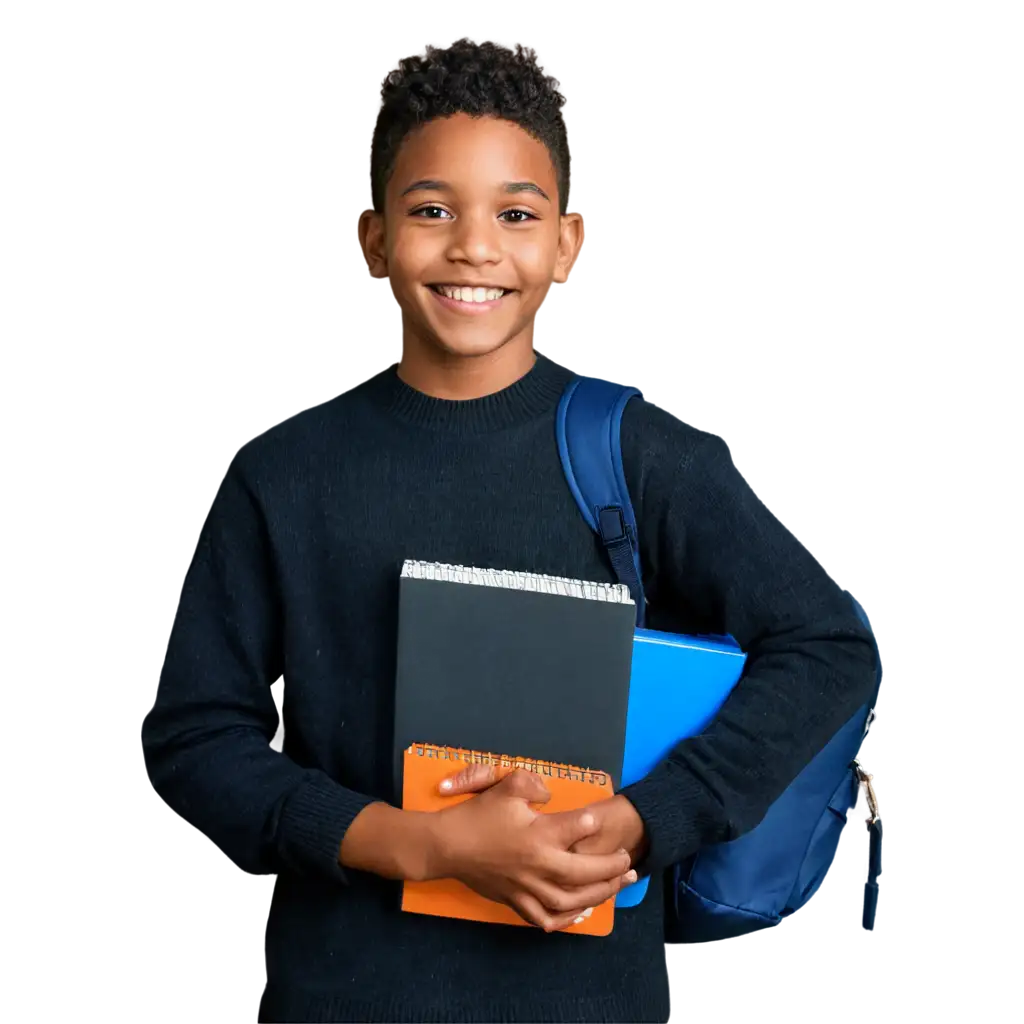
[396,338,537,401]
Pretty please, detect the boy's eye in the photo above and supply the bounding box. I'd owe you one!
[500,208,537,223]
[411,205,452,219]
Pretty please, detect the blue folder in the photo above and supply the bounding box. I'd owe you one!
[615,628,747,907]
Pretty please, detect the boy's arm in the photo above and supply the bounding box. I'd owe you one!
[142,449,380,883]
[617,402,878,875]
[142,450,634,924]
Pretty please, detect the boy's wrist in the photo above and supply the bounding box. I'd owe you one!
[609,794,650,869]
[338,801,447,883]
[400,808,448,882]
[415,809,452,882]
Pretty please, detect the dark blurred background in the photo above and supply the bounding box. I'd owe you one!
[0,8,1019,1024]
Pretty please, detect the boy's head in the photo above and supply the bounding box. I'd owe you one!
[358,39,585,366]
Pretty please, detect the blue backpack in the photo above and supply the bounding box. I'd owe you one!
[555,374,883,941]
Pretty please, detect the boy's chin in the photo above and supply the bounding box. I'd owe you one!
[426,334,517,360]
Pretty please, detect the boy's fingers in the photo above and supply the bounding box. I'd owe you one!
[439,764,552,803]
[529,874,630,916]
[509,891,557,931]
[438,762,498,795]
[569,833,602,855]
[494,768,551,804]
[512,892,596,934]
[548,906,597,931]
[545,848,634,888]
[545,806,600,849]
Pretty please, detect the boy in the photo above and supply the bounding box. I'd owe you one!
[142,38,877,1023]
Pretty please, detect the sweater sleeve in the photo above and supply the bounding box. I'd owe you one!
[617,401,877,875]
[141,449,377,881]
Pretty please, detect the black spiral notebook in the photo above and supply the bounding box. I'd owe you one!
[392,560,637,799]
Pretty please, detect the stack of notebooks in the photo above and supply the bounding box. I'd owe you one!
[393,559,747,932]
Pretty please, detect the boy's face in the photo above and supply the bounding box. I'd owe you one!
[359,113,583,362]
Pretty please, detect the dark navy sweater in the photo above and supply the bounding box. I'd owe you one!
[142,351,876,1023]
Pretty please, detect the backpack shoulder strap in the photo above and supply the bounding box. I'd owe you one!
[556,375,647,626]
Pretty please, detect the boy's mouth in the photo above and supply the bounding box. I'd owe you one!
[427,283,515,314]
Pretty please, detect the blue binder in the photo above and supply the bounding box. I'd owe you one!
[615,629,746,906]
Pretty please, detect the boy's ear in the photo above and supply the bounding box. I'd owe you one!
[358,209,389,279]
[552,212,584,284]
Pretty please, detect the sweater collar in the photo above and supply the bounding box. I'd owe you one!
[368,350,575,433]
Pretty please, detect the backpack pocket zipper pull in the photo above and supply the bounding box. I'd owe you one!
[853,760,882,930]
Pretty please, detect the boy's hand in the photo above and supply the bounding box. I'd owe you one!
[430,764,637,931]
[439,762,650,869]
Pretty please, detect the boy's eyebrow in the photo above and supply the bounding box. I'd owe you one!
[399,179,551,202]
[503,181,550,202]
[400,179,448,197]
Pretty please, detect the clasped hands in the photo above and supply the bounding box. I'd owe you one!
[431,761,649,932]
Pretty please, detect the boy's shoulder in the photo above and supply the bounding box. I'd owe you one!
[226,366,389,482]
[225,391,333,479]
[616,391,746,519]
[620,391,732,471]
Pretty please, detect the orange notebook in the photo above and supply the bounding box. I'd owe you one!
[401,743,617,936]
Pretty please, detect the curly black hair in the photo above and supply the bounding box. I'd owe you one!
[370,38,570,216]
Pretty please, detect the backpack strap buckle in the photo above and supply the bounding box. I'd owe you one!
[597,506,628,545]
[851,761,876,823]
[854,762,883,930]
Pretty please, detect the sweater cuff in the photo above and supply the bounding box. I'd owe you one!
[276,774,377,884]
[620,768,713,876]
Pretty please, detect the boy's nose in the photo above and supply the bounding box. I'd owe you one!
[446,215,502,264]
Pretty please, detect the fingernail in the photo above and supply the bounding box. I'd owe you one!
[617,848,628,855]
[625,870,638,883]
[579,813,595,829]
[583,907,594,918]
[574,915,585,925]
[439,779,452,792]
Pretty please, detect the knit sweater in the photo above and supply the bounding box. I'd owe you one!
[142,350,877,1023]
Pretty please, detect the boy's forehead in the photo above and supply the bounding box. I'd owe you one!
[389,113,557,200]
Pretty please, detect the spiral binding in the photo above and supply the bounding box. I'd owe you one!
[406,742,611,787]
[401,559,633,605]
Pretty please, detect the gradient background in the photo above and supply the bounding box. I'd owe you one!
[3,3,1019,1021]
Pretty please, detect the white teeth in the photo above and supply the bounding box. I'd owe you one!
[436,285,505,303]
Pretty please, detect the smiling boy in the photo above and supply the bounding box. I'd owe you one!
[143,38,877,1023]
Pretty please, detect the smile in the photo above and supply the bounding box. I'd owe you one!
[427,284,514,314]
